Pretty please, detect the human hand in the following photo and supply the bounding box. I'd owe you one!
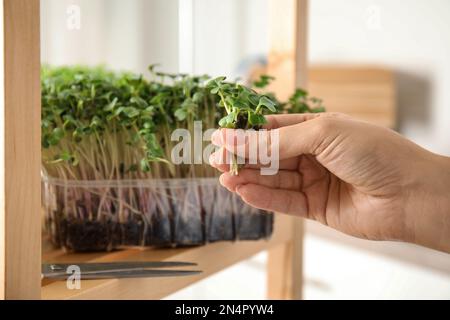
[209,113,450,253]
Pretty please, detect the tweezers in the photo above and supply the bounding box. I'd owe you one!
[42,261,202,280]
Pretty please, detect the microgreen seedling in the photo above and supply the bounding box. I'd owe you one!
[206,77,278,175]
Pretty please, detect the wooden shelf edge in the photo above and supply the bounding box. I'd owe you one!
[42,214,294,300]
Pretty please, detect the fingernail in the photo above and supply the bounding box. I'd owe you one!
[219,174,227,185]
[209,152,221,165]
[208,153,216,166]
[211,130,223,146]
[209,150,224,165]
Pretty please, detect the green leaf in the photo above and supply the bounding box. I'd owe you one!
[140,159,150,172]
[128,164,138,172]
[41,134,51,148]
[41,119,52,129]
[174,109,187,121]
[103,97,118,111]
[62,115,77,130]
[143,121,153,129]
[91,84,96,99]
[218,113,236,128]
[130,96,148,109]
[76,100,84,113]
[215,76,226,82]
[126,132,141,146]
[248,113,267,126]
[210,76,226,85]
[113,106,125,117]
[248,94,260,106]
[291,88,308,101]
[312,106,326,113]
[90,116,102,128]
[233,98,248,110]
[258,96,277,112]
[72,128,84,143]
[122,107,140,118]
[206,76,226,90]
[52,128,64,140]
[148,64,160,74]
[59,151,79,166]
[192,92,204,103]
[253,75,275,89]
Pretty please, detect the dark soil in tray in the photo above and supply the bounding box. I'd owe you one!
[46,185,274,252]
[121,217,144,246]
[236,211,274,240]
[208,188,235,242]
[60,218,121,252]
[147,206,172,246]
[233,195,274,240]
[171,187,205,245]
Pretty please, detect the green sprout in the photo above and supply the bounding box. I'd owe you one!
[206,76,278,175]
[286,88,326,114]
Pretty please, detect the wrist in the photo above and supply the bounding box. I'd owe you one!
[406,153,450,252]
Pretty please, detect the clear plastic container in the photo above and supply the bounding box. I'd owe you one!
[42,174,274,252]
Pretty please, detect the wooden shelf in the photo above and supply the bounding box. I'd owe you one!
[41,215,294,300]
[309,66,397,128]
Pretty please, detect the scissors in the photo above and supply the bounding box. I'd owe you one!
[42,261,202,280]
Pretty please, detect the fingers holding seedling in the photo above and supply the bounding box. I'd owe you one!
[209,146,300,173]
[207,76,279,175]
[207,75,325,175]
[211,128,276,165]
[234,183,308,217]
[219,169,303,193]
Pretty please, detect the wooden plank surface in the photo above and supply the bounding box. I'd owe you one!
[266,0,307,300]
[1,0,41,300]
[291,0,308,300]
[309,66,396,128]
[41,214,293,300]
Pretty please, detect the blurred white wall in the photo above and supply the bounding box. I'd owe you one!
[40,0,269,78]
[41,0,179,74]
[309,0,450,155]
[191,0,269,78]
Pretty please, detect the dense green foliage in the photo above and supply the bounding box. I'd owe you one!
[41,65,324,180]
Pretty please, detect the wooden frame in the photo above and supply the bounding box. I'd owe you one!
[1,0,42,299]
[1,0,307,300]
[266,0,307,300]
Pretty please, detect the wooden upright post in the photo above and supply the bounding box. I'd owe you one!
[266,0,308,300]
[0,0,41,299]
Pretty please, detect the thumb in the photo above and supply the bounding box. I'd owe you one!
[211,115,339,161]
[276,117,334,159]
